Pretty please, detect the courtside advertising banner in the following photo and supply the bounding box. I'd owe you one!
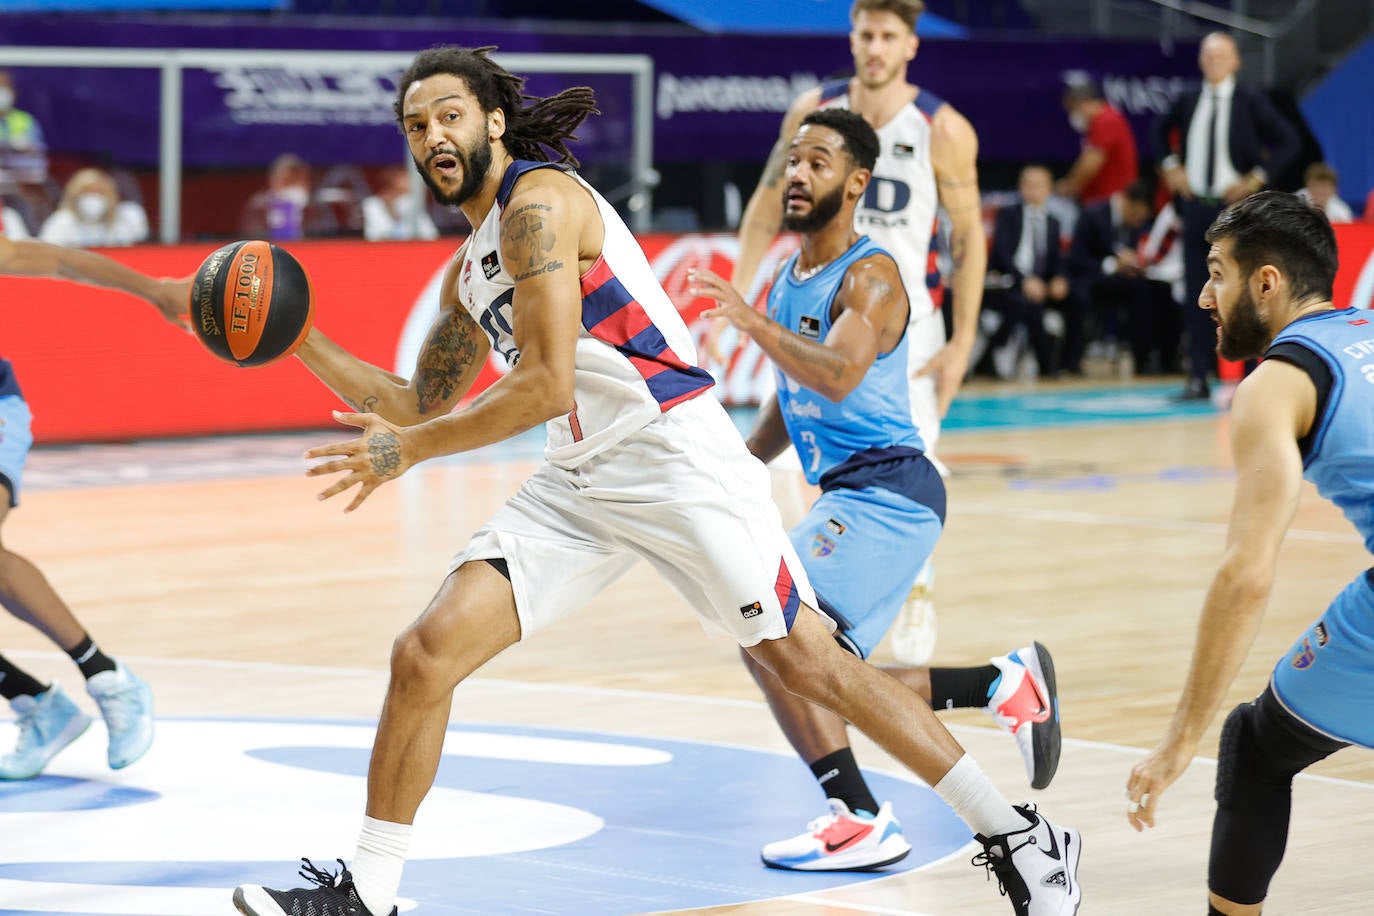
[5,224,1371,443]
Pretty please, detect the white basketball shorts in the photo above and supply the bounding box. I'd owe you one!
[450,395,822,647]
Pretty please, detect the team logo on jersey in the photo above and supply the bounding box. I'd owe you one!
[825,518,846,536]
[481,251,501,280]
[1291,638,1316,669]
[812,534,836,557]
[893,143,915,159]
[739,601,764,619]
[1314,622,1329,648]
[798,315,821,339]
[1350,318,1369,327]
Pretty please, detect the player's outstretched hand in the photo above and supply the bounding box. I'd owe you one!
[689,268,760,337]
[1125,737,1194,833]
[153,275,194,332]
[305,411,414,512]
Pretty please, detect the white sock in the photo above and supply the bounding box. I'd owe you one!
[350,816,412,916]
[932,754,1025,838]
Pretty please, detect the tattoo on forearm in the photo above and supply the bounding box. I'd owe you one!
[779,330,846,382]
[415,309,481,415]
[343,395,380,412]
[503,203,565,282]
[368,431,401,478]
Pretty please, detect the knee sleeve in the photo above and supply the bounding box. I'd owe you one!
[1209,688,1347,904]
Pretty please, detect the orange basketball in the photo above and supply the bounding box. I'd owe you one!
[189,240,314,367]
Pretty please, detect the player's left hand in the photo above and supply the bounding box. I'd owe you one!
[153,275,194,332]
[1125,738,1194,832]
[688,268,760,335]
[916,341,972,417]
[305,411,415,512]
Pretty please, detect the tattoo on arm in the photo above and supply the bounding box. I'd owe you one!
[367,430,401,478]
[343,395,381,412]
[502,202,565,282]
[778,330,846,382]
[415,308,482,415]
[760,139,788,188]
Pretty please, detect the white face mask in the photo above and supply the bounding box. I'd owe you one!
[276,185,310,207]
[1068,111,1088,133]
[0,88,13,112]
[75,191,109,222]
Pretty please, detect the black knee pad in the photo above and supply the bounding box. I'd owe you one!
[1215,688,1347,807]
[1214,702,1249,808]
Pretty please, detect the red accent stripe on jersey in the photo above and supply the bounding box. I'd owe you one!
[579,254,714,410]
[775,558,801,630]
[568,404,583,441]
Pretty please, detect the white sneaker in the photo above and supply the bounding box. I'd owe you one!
[973,805,1082,916]
[984,643,1061,789]
[760,799,910,872]
[890,560,937,665]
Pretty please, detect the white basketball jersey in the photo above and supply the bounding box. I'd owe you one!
[455,161,715,469]
[817,81,943,321]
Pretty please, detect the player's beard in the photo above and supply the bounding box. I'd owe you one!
[417,134,493,208]
[782,184,845,233]
[1217,282,1271,360]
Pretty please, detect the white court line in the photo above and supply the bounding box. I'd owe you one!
[10,650,1373,792]
[959,503,1362,543]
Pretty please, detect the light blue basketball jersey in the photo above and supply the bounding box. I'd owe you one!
[767,236,924,485]
[1266,307,1374,746]
[1267,308,1374,552]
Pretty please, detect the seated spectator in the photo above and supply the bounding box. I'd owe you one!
[983,164,1076,378]
[1068,181,1179,375]
[240,154,334,241]
[1056,79,1138,206]
[0,69,49,186]
[362,165,439,241]
[38,168,149,248]
[1,200,31,238]
[1296,162,1353,223]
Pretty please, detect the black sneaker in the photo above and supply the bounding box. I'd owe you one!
[972,805,1082,915]
[233,858,398,916]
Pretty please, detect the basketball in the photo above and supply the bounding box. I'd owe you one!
[189,240,314,367]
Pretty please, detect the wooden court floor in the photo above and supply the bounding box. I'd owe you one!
[4,379,1371,915]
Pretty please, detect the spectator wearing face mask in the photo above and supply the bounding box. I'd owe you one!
[1055,79,1138,206]
[362,164,439,241]
[240,153,334,241]
[38,168,149,248]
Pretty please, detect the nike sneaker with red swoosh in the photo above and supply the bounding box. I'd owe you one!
[972,804,1082,915]
[984,643,1061,790]
[760,798,910,871]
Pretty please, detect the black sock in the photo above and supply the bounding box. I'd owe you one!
[0,653,48,700]
[929,664,1001,711]
[809,747,879,817]
[66,636,116,680]
[1207,906,1228,916]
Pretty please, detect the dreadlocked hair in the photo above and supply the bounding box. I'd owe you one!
[393,45,600,168]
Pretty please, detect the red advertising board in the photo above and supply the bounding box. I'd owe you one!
[8,224,1369,444]
[2,234,797,443]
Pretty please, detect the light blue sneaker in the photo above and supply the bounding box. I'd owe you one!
[0,683,93,780]
[86,664,153,770]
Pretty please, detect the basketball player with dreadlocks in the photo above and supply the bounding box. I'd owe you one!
[232,45,1081,916]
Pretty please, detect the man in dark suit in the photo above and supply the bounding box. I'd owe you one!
[984,164,1074,378]
[1068,181,1179,375]
[1153,31,1299,399]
